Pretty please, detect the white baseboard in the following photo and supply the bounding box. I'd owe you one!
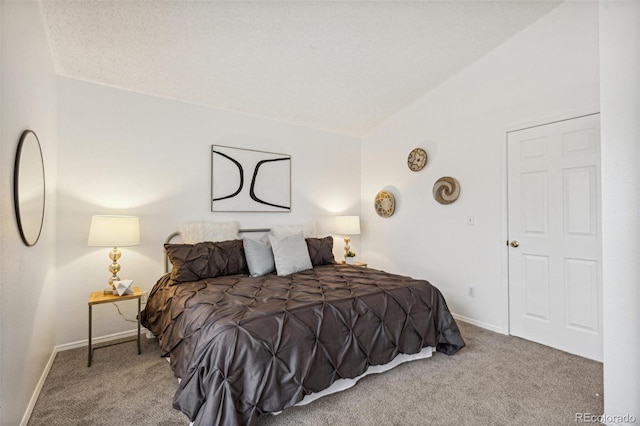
[21,329,144,425]
[20,349,57,426]
[452,313,507,335]
[56,328,141,352]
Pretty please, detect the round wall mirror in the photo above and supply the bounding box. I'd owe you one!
[14,130,45,246]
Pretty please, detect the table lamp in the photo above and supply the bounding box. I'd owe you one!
[335,215,361,260]
[88,215,140,294]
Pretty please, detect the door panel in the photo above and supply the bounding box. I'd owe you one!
[521,171,548,235]
[508,114,602,361]
[564,258,598,332]
[523,254,550,321]
[564,166,597,236]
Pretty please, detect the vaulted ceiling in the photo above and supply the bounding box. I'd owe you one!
[41,1,561,136]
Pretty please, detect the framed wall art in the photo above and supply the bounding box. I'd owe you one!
[211,145,291,212]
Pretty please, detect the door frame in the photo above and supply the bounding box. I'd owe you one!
[500,106,600,336]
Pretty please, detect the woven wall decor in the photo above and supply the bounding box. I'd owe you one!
[374,191,395,217]
[433,177,460,205]
[407,148,427,172]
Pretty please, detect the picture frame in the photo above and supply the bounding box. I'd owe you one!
[211,145,291,212]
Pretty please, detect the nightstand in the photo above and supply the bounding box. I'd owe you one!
[339,260,368,267]
[88,286,142,367]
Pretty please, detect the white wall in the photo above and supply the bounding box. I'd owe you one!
[361,1,599,332]
[0,2,58,425]
[600,0,640,421]
[56,78,361,345]
[0,3,3,420]
[5,0,635,423]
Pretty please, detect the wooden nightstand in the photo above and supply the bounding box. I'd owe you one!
[88,286,142,367]
[338,260,368,267]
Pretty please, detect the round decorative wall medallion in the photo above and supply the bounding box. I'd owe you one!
[374,191,396,218]
[407,148,427,172]
[433,177,460,205]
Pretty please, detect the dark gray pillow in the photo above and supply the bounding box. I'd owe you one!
[243,237,275,277]
[306,236,336,266]
[165,239,248,284]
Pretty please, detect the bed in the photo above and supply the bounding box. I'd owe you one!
[141,227,464,425]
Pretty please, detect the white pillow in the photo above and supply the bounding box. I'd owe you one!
[243,236,275,277]
[268,232,313,276]
[179,221,240,244]
[270,220,317,238]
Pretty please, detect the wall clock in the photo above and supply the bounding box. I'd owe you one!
[407,148,427,172]
[374,191,395,217]
[433,176,460,205]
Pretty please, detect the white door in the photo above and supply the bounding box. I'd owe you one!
[507,114,602,361]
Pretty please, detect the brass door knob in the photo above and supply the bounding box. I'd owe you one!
[510,240,520,248]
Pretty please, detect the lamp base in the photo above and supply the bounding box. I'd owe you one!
[343,235,351,260]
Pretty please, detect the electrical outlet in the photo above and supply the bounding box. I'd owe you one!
[141,291,149,304]
[467,286,475,297]
[466,216,474,226]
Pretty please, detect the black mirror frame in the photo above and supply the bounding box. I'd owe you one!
[14,129,45,247]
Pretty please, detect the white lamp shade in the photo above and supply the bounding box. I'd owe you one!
[88,215,140,247]
[335,215,361,235]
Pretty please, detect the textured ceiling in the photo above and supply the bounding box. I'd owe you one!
[40,1,561,136]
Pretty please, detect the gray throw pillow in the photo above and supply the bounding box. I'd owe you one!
[268,232,313,276]
[243,237,276,277]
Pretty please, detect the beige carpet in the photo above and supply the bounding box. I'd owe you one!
[28,321,603,425]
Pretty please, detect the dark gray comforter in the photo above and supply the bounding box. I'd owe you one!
[141,264,465,425]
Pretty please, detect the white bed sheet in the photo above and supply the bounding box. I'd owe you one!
[287,345,435,408]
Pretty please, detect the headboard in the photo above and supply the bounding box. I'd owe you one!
[163,228,270,273]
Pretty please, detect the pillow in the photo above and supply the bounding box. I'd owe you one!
[165,239,248,284]
[243,237,276,277]
[306,236,336,266]
[268,232,313,276]
[270,220,317,238]
[178,221,240,244]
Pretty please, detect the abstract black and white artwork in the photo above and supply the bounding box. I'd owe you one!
[211,145,291,212]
